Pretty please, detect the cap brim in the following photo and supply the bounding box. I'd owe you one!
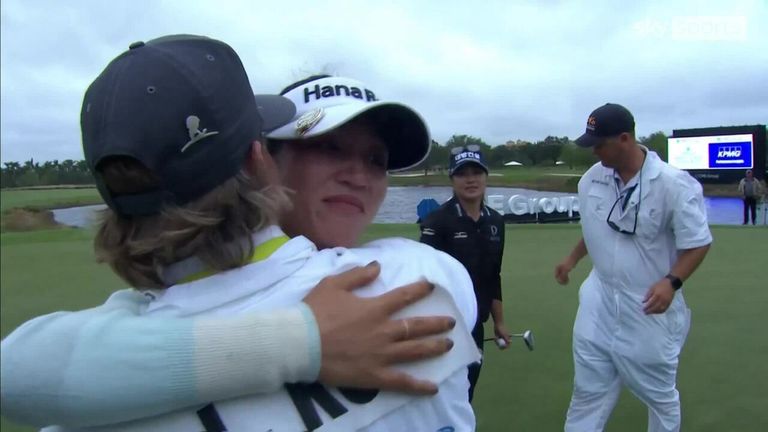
[254,94,297,133]
[266,101,430,171]
[574,132,605,148]
[450,159,489,176]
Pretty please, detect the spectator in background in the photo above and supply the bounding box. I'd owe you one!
[738,169,764,225]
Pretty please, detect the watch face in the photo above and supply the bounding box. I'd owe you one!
[666,274,683,290]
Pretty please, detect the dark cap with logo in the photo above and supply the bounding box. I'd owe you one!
[575,103,635,148]
[448,147,489,176]
[81,34,295,217]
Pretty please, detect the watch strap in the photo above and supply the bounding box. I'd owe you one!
[665,274,683,291]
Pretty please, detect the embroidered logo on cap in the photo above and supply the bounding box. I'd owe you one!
[295,107,325,136]
[454,151,481,162]
[302,83,377,103]
[586,116,597,131]
[181,115,219,152]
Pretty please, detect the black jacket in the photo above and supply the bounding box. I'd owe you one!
[419,197,505,324]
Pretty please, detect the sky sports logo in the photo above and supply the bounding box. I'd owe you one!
[708,142,752,169]
[632,16,748,41]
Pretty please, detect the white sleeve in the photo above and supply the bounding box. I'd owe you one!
[670,173,713,250]
[0,289,319,428]
[577,163,600,228]
[420,249,478,332]
[358,239,478,332]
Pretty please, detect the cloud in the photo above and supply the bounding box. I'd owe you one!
[2,0,766,162]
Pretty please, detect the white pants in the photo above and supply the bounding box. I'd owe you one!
[565,335,683,432]
[565,275,690,432]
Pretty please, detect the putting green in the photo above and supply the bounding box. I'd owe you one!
[2,224,767,431]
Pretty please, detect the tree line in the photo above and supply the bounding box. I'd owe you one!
[410,131,669,172]
[0,132,671,188]
[1,159,93,188]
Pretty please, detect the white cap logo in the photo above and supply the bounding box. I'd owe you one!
[295,108,325,136]
[181,115,219,152]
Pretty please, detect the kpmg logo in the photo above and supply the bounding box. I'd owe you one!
[708,141,751,169]
[717,146,741,158]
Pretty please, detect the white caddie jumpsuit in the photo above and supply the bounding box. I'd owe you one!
[565,149,712,432]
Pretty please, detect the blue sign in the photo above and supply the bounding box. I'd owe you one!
[708,141,752,169]
[417,198,440,222]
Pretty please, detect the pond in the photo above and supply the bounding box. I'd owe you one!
[52,187,767,228]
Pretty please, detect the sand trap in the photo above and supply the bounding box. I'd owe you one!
[1,208,61,231]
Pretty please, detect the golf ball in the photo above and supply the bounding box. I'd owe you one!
[496,338,507,348]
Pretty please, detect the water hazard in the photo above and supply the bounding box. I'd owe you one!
[53,187,766,228]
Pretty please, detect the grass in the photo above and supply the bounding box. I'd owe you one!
[0,188,101,213]
[472,225,768,431]
[2,224,767,431]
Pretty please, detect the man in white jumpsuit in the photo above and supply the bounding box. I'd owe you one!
[46,35,479,431]
[555,103,712,432]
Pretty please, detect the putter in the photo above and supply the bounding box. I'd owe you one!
[484,329,535,351]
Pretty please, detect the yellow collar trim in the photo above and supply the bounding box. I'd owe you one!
[180,235,290,283]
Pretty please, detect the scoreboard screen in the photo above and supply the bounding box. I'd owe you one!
[668,134,753,170]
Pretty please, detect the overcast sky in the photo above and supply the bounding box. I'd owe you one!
[1,0,766,163]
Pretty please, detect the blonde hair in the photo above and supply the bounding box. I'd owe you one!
[94,157,290,289]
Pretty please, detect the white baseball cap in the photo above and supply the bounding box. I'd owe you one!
[266,76,430,172]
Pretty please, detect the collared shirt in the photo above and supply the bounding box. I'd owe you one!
[578,149,713,295]
[739,177,765,198]
[419,196,505,324]
[744,179,755,197]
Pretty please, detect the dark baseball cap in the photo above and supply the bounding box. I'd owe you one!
[575,103,635,148]
[448,145,489,176]
[81,34,296,217]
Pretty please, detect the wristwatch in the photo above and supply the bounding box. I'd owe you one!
[665,274,683,291]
